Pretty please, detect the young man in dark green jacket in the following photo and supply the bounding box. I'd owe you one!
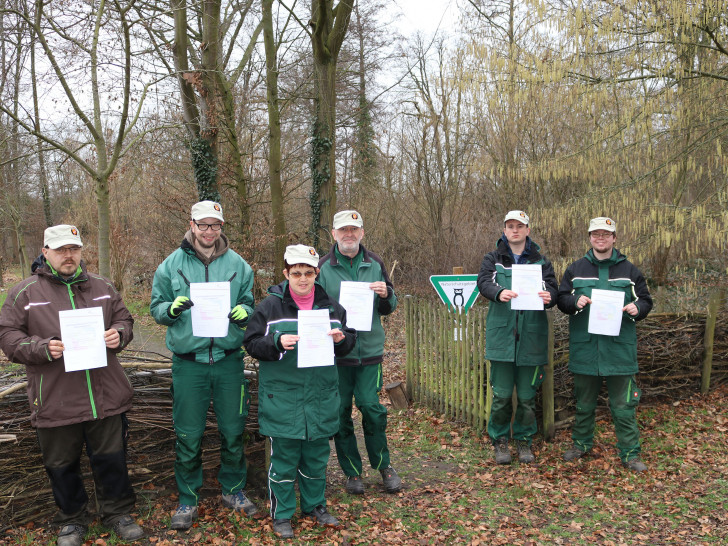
[557,217,653,472]
[317,210,402,495]
[477,211,558,465]
[150,201,257,528]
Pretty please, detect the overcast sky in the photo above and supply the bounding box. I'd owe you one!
[391,0,459,37]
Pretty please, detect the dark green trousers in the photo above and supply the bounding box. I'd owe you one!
[572,373,641,462]
[171,354,250,506]
[37,414,135,527]
[334,364,390,477]
[268,436,330,520]
[487,361,544,444]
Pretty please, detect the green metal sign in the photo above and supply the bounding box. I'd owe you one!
[429,275,480,312]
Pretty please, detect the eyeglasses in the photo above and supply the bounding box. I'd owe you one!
[51,246,82,255]
[590,232,613,239]
[288,271,316,279]
[194,222,222,231]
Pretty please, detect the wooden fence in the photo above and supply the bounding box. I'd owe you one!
[404,298,491,432]
[404,290,726,439]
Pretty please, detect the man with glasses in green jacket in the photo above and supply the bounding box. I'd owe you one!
[557,217,653,472]
[151,201,257,529]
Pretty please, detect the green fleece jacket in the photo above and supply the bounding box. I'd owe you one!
[317,243,397,366]
[150,231,254,363]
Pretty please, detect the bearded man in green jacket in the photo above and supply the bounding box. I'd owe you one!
[318,210,402,495]
[477,210,558,465]
[557,217,653,472]
[150,201,257,529]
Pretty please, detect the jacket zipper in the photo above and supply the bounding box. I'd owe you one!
[65,281,98,419]
[206,264,215,365]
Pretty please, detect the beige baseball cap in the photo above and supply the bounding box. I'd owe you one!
[191,200,224,222]
[503,210,529,225]
[284,244,320,268]
[332,210,363,230]
[588,217,616,233]
[44,225,83,249]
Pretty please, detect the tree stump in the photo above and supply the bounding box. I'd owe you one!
[385,381,409,409]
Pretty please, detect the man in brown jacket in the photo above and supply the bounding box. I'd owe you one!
[0,225,144,546]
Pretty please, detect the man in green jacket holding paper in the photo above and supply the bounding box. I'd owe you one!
[150,201,257,529]
[477,210,558,465]
[557,217,653,472]
[318,210,402,495]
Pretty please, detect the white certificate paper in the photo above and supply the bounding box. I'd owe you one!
[588,289,625,336]
[190,282,230,338]
[338,281,374,331]
[510,264,544,311]
[59,307,107,372]
[297,309,335,368]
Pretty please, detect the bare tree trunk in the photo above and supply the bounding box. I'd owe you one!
[29,17,52,227]
[95,172,111,279]
[262,0,287,282]
[171,0,220,202]
[352,0,376,194]
[309,0,354,248]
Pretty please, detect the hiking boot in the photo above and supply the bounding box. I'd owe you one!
[110,515,144,541]
[303,505,340,527]
[493,437,512,465]
[273,518,294,538]
[516,440,535,464]
[221,490,259,517]
[57,524,86,546]
[623,458,647,472]
[563,446,588,462]
[170,504,198,530]
[380,465,402,493]
[346,475,365,495]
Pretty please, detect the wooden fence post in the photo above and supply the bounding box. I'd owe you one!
[542,309,556,440]
[405,295,414,400]
[701,289,725,394]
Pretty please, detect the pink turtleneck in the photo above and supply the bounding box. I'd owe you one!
[290,287,315,310]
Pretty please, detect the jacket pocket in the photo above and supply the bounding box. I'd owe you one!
[171,276,185,295]
[572,278,596,297]
[259,388,298,436]
[608,279,633,304]
[495,268,512,289]
[315,385,340,435]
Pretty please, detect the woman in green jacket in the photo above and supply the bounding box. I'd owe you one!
[243,245,356,539]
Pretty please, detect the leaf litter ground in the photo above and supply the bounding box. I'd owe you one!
[2,312,727,544]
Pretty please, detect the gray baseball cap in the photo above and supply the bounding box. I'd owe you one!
[588,217,616,232]
[44,225,83,249]
[284,244,319,268]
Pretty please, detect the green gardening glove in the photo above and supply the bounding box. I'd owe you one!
[228,305,249,326]
[168,296,194,318]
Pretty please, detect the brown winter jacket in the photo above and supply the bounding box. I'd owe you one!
[0,260,134,428]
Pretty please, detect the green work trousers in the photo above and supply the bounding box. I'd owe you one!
[334,363,390,477]
[268,436,330,520]
[572,373,641,462]
[487,361,544,444]
[171,353,250,506]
